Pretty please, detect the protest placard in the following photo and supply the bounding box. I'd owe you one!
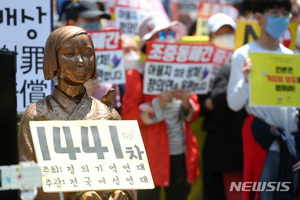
[196,1,238,36]
[29,120,154,192]
[88,29,126,84]
[235,20,298,51]
[249,52,300,107]
[177,0,200,14]
[143,41,232,95]
[115,0,168,35]
[0,0,52,113]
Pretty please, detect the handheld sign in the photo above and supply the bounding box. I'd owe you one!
[196,1,238,36]
[29,120,154,192]
[249,52,300,107]
[115,0,168,35]
[177,0,200,14]
[88,29,126,84]
[143,41,233,95]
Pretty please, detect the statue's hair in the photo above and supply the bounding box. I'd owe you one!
[43,26,97,80]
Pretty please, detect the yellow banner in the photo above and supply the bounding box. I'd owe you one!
[235,20,298,51]
[249,52,300,107]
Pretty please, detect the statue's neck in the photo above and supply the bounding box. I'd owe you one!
[57,77,84,101]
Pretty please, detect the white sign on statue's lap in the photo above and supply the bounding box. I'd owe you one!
[29,120,154,192]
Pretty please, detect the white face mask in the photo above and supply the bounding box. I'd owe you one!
[124,50,141,71]
[78,21,102,31]
[212,33,235,50]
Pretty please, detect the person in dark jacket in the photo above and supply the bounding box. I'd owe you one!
[200,13,247,200]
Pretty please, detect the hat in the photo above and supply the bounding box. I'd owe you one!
[207,13,236,34]
[136,13,187,50]
[65,1,111,21]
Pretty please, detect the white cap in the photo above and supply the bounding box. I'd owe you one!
[207,13,236,34]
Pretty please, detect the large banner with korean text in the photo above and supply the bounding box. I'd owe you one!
[29,120,154,192]
[0,0,52,113]
[115,0,168,35]
[249,52,300,107]
[143,41,232,95]
[88,29,126,84]
[196,1,238,36]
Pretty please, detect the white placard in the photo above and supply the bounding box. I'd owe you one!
[115,0,168,35]
[88,29,126,84]
[0,0,52,113]
[143,41,233,95]
[178,0,200,14]
[29,120,154,192]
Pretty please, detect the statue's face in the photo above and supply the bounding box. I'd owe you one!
[57,34,94,85]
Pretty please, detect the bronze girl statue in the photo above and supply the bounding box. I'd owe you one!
[19,26,136,200]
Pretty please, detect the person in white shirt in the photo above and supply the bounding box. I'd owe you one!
[227,0,299,199]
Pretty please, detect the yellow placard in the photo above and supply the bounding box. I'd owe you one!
[235,20,298,51]
[249,52,300,107]
[179,35,209,43]
[196,18,209,37]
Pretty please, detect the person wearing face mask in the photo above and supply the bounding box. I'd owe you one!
[117,35,141,115]
[65,1,122,113]
[122,35,141,72]
[208,13,236,50]
[65,1,110,30]
[227,0,300,199]
[121,14,200,200]
[198,13,247,200]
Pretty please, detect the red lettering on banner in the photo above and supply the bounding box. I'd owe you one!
[285,76,297,83]
[88,30,122,51]
[266,75,283,83]
[148,43,165,60]
[147,42,218,64]
[115,0,160,12]
[198,2,238,20]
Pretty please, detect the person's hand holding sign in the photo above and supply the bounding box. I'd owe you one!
[158,90,174,107]
[173,89,191,110]
[242,58,252,82]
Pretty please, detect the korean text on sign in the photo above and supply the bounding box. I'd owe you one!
[0,0,52,113]
[249,52,300,107]
[115,0,168,35]
[196,1,238,36]
[143,41,232,95]
[29,120,154,192]
[88,29,126,84]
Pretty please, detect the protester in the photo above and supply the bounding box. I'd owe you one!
[122,35,141,73]
[227,0,300,199]
[118,35,141,114]
[121,13,200,200]
[18,25,136,200]
[198,13,240,200]
[65,0,110,31]
[65,0,121,112]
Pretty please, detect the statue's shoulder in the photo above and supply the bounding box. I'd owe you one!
[89,96,121,120]
[22,95,53,121]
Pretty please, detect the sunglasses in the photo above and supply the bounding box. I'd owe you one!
[158,30,176,40]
